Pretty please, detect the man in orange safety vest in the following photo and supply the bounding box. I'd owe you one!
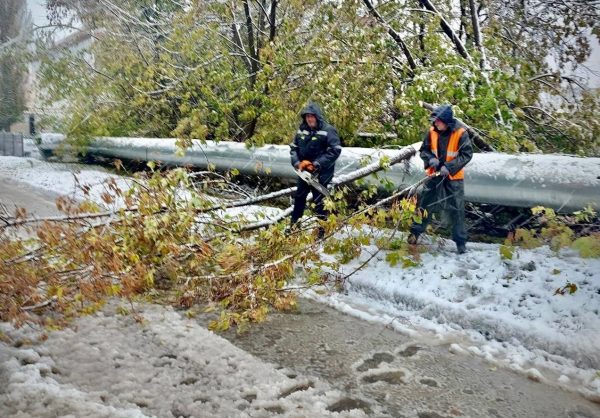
[408,104,473,254]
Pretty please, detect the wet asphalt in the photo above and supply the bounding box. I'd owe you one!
[202,298,600,418]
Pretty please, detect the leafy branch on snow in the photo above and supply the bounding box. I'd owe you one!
[1,147,426,330]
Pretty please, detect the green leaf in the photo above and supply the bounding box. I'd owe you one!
[571,236,600,258]
[401,257,419,268]
[499,245,514,260]
[386,251,400,267]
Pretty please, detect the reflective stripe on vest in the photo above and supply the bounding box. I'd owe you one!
[425,127,466,180]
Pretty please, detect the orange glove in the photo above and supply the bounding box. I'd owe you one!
[298,160,312,171]
[305,163,315,172]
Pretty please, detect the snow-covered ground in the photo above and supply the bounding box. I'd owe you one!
[1,153,599,414]
[0,156,131,204]
[1,303,363,418]
[308,234,600,402]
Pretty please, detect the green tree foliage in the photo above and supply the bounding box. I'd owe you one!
[37,0,599,154]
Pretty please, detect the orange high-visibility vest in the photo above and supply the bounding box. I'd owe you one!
[425,127,466,180]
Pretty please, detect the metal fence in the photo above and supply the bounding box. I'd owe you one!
[0,132,24,157]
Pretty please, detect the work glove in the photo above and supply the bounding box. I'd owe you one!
[428,158,440,169]
[439,166,450,177]
[305,163,316,173]
[298,160,313,171]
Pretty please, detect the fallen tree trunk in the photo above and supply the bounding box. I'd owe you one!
[3,146,417,234]
[238,145,417,231]
[189,175,432,283]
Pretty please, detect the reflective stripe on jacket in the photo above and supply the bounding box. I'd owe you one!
[425,127,466,180]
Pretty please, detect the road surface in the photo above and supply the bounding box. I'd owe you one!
[1,175,599,418]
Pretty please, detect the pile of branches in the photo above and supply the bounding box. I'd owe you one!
[1,146,425,330]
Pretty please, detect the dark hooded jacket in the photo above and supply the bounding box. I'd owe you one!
[290,102,342,177]
[420,104,473,177]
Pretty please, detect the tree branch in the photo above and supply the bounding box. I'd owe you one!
[362,0,417,74]
[242,0,259,85]
[269,0,278,41]
[229,2,253,75]
[238,145,418,232]
[188,173,430,283]
[417,0,473,63]
[468,0,488,69]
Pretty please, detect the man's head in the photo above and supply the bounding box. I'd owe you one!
[305,113,318,129]
[300,102,324,129]
[429,104,455,131]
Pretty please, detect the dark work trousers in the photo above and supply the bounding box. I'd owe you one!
[290,170,334,224]
[410,176,467,245]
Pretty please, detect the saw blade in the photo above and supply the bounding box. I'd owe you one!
[294,169,330,197]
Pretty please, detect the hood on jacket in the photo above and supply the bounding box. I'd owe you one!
[300,102,326,129]
[430,104,455,126]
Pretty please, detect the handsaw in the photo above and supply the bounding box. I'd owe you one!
[294,169,330,197]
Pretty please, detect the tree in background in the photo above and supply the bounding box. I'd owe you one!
[38,0,393,147]
[367,0,599,153]
[480,0,600,154]
[38,0,599,155]
[0,0,30,131]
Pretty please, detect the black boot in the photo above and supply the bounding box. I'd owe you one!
[407,233,419,245]
[284,222,298,235]
[456,243,467,254]
[316,226,325,239]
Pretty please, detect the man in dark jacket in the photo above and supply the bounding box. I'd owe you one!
[408,104,473,254]
[289,102,342,232]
